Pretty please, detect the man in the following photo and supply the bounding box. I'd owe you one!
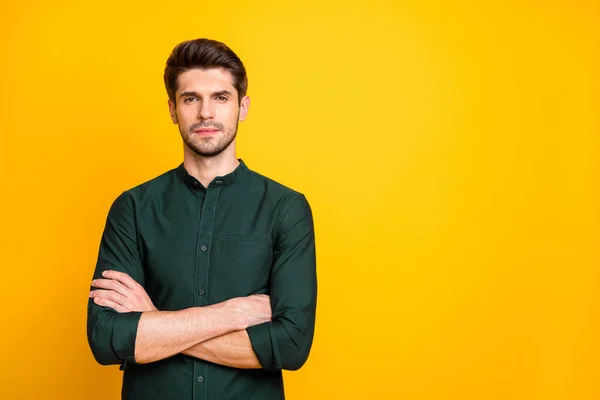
[87,38,317,400]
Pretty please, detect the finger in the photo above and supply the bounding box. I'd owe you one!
[90,289,127,307]
[91,279,129,296]
[92,296,128,313]
[102,270,138,290]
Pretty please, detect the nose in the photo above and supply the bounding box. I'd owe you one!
[197,100,215,120]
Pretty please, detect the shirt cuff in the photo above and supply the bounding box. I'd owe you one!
[247,321,280,371]
[112,311,143,363]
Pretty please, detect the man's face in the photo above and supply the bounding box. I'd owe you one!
[168,68,249,157]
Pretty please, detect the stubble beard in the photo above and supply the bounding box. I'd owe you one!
[180,119,239,158]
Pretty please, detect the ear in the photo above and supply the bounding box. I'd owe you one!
[168,99,178,124]
[239,96,250,122]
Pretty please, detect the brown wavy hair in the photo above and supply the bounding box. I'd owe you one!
[164,38,248,104]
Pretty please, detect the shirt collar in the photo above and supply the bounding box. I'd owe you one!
[176,159,248,190]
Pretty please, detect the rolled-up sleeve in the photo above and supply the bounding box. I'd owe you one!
[247,194,317,371]
[87,191,144,366]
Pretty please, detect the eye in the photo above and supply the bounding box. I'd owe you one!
[183,97,198,103]
[215,96,228,102]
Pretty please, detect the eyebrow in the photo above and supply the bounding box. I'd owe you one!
[179,90,233,98]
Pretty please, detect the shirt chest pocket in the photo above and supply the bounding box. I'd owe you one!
[212,233,274,300]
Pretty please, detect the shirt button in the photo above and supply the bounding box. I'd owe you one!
[200,244,207,252]
[215,180,223,184]
[198,289,206,296]
[192,181,199,188]
[197,376,204,383]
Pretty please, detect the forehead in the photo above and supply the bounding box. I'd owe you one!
[175,68,236,94]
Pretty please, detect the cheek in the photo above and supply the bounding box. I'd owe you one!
[221,107,239,125]
[176,107,196,125]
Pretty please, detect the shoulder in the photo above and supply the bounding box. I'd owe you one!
[110,166,180,211]
[244,166,312,225]
[121,166,180,200]
[244,166,308,207]
[126,167,178,195]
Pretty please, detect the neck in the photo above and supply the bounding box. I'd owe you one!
[183,147,239,188]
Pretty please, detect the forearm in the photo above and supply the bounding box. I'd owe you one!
[134,301,241,364]
[182,330,261,369]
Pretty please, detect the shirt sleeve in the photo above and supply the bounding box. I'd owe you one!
[87,191,144,367]
[246,194,317,371]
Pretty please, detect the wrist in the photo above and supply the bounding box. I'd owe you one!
[222,297,249,330]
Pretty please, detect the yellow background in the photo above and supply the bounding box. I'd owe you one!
[1,0,599,399]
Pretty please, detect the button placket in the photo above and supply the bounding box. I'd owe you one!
[194,186,219,307]
[193,188,217,400]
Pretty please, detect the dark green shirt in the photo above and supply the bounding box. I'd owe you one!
[87,160,317,400]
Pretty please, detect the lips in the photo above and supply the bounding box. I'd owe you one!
[194,128,220,135]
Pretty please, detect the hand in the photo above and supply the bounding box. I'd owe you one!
[89,270,157,313]
[227,294,272,329]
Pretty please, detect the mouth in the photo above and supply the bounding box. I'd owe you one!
[194,128,220,136]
